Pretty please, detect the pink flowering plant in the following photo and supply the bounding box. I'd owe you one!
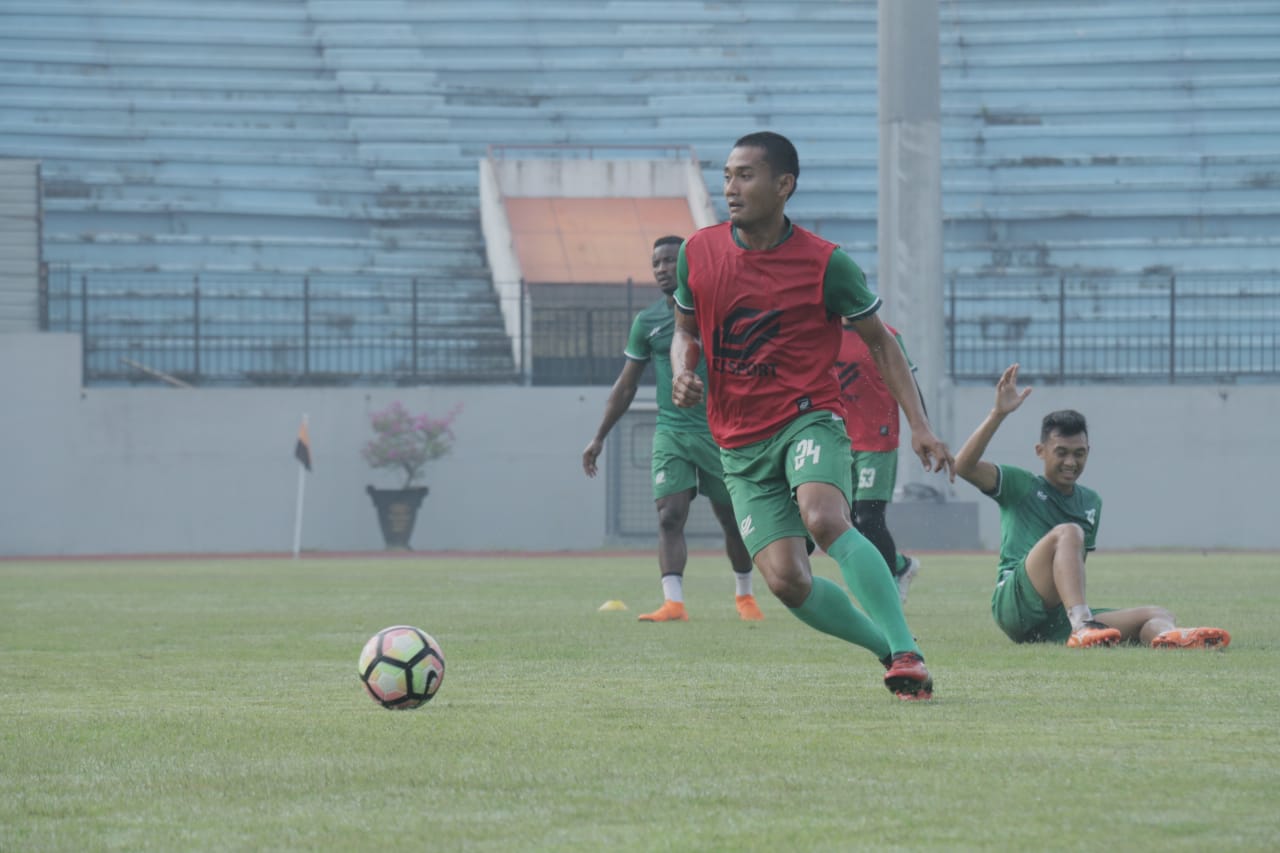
[362,401,462,488]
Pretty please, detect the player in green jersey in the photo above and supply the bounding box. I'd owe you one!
[583,235,762,623]
[954,363,1231,649]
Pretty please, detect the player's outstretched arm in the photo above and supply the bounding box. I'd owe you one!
[583,359,647,477]
[670,311,704,409]
[954,363,1032,492]
[854,315,955,480]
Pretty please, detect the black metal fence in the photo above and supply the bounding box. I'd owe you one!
[948,272,1280,384]
[529,304,633,386]
[42,269,1280,386]
[44,271,521,386]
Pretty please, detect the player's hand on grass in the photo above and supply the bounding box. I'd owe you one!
[672,370,704,408]
[995,363,1033,415]
[582,439,604,477]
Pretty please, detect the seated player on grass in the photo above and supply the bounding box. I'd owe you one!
[953,363,1231,650]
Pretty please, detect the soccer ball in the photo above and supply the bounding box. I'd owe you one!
[357,625,445,709]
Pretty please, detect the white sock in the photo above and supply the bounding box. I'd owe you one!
[661,574,684,603]
[1068,604,1093,630]
[734,571,753,597]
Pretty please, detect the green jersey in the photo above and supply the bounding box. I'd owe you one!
[623,297,710,433]
[989,464,1102,581]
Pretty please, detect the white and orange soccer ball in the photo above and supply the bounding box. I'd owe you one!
[357,625,445,709]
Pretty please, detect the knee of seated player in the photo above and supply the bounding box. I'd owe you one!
[1049,522,1086,550]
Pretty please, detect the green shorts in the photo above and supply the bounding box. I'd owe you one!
[991,565,1112,644]
[651,429,731,505]
[851,449,898,502]
[719,410,853,557]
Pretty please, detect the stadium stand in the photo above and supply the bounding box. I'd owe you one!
[0,0,1276,383]
[939,0,1280,275]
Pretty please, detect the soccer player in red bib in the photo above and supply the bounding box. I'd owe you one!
[671,131,955,700]
[837,320,924,604]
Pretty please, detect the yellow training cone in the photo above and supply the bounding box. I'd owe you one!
[597,600,628,612]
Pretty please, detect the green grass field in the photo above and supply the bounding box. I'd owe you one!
[2,551,1277,852]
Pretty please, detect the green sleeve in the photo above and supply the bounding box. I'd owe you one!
[622,312,652,362]
[823,248,880,319]
[673,241,693,312]
[992,464,1035,506]
[1086,495,1102,551]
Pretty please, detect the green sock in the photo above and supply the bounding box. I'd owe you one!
[894,553,908,575]
[827,528,920,656]
[788,575,890,659]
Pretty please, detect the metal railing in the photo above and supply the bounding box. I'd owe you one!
[41,269,1280,386]
[948,272,1280,384]
[43,272,523,386]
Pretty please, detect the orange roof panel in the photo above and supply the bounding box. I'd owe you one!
[505,196,699,285]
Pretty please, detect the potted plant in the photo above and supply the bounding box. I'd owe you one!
[362,400,461,550]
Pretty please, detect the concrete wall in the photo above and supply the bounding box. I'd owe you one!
[0,334,611,556]
[2,333,1277,556]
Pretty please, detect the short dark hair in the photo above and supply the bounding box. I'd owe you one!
[732,131,799,197]
[1041,409,1088,442]
[653,235,683,250]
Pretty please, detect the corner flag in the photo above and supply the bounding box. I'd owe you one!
[295,419,312,471]
[292,415,311,559]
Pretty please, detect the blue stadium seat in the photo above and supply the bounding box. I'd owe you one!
[2,0,1277,383]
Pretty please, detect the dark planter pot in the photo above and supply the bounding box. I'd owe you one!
[366,486,429,551]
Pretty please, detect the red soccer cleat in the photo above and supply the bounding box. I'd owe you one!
[883,651,933,701]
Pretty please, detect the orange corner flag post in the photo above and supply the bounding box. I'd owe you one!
[292,415,311,558]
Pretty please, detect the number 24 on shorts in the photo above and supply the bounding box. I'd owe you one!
[793,438,822,470]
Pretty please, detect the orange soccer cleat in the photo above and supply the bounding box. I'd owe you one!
[637,600,688,622]
[1066,620,1122,648]
[1151,627,1231,650]
[735,594,765,621]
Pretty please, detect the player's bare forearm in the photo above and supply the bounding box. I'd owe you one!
[858,318,926,429]
[596,376,638,442]
[954,364,1033,492]
[671,315,704,408]
[956,363,1033,488]
[671,315,701,374]
[859,317,954,477]
[954,410,1006,493]
[584,361,643,477]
